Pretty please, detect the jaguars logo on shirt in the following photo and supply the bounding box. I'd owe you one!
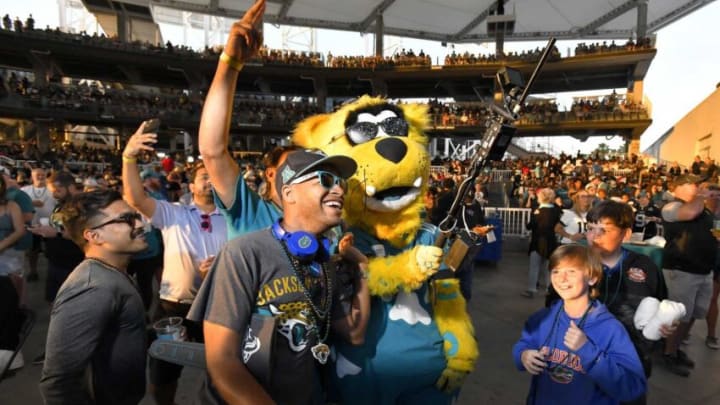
[270,302,317,352]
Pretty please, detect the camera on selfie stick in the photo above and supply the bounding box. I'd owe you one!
[436,38,557,273]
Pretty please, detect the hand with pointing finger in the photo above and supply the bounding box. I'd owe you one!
[224,0,266,63]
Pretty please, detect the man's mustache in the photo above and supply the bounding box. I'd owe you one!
[130,224,150,239]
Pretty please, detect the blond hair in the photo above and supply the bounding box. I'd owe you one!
[549,244,603,299]
[537,187,556,204]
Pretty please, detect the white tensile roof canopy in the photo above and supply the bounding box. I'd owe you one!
[81,0,715,44]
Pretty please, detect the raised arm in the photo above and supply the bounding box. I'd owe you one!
[122,122,157,219]
[199,0,265,208]
[662,196,705,222]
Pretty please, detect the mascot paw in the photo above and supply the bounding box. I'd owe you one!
[414,245,443,276]
[435,368,468,394]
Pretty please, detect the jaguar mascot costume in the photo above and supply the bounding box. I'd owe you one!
[292,96,478,404]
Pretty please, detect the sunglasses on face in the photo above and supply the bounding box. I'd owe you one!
[200,214,212,233]
[89,212,142,230]
[345,116,409,145]
[289,170,347,191]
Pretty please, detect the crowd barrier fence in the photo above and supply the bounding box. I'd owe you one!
[485,207,532,239]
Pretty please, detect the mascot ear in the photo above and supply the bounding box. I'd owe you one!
[293,114,331,148]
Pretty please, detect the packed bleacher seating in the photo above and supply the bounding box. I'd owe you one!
[427,93,648,128]
[2,71,647,131]
[444,45,562,66]
[0,71,321,127]
[1,14,654,69]
[428,100,493,127]
[444,38,653,67]
[328,49,432,69]
[230,95,321,126]
[574,38,653,56]
[256,46,324,67]
[2,77,201,118]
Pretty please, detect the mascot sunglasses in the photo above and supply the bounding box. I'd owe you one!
[344,117,409,144]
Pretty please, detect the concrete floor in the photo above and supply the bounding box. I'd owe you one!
[2,238,719,404]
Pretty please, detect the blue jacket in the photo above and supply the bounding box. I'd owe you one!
[512,300,646,405]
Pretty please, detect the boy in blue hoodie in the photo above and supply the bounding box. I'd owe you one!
[513,244,647,405]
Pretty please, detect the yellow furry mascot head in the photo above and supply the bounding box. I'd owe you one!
[292,96,430,248]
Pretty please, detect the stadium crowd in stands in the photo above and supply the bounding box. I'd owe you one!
[4,67,648,131]
[444,45,562,66]
[0,72,321,127]
[427,93,648,128]
[574,38,654,56]
[2,14,653,69]
[444,39,652,66]
[328,49,432,68]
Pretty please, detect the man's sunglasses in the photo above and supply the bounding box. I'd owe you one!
[345,117,408,145]
[200,214,212,233]
[289,170,347,190]
[89,212,142,230]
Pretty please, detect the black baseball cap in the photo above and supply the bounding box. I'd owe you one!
[275,149,356,198]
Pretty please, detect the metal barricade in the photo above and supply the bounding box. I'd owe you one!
[488,169,512,183]
[64,161,112,171]
[485,207,532,238]
[611,168,634,178]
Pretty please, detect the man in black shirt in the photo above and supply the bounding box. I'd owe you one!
[586,201,668,404]
[661,174,719,376]
[27,171,84,365]
[28,171,84,302]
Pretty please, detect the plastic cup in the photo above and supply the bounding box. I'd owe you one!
[39,217,50,226]
[153,316,184,341]
[713,220,720,239]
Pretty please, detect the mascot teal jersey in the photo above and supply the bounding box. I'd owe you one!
[332,223,452,405]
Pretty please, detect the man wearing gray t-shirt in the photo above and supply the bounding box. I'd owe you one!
[40,190,149,405]
[189,148,369,404]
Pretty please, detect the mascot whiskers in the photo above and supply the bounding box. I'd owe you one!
[293,96,478,404]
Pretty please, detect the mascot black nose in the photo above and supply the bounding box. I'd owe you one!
[375,137,407,164]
